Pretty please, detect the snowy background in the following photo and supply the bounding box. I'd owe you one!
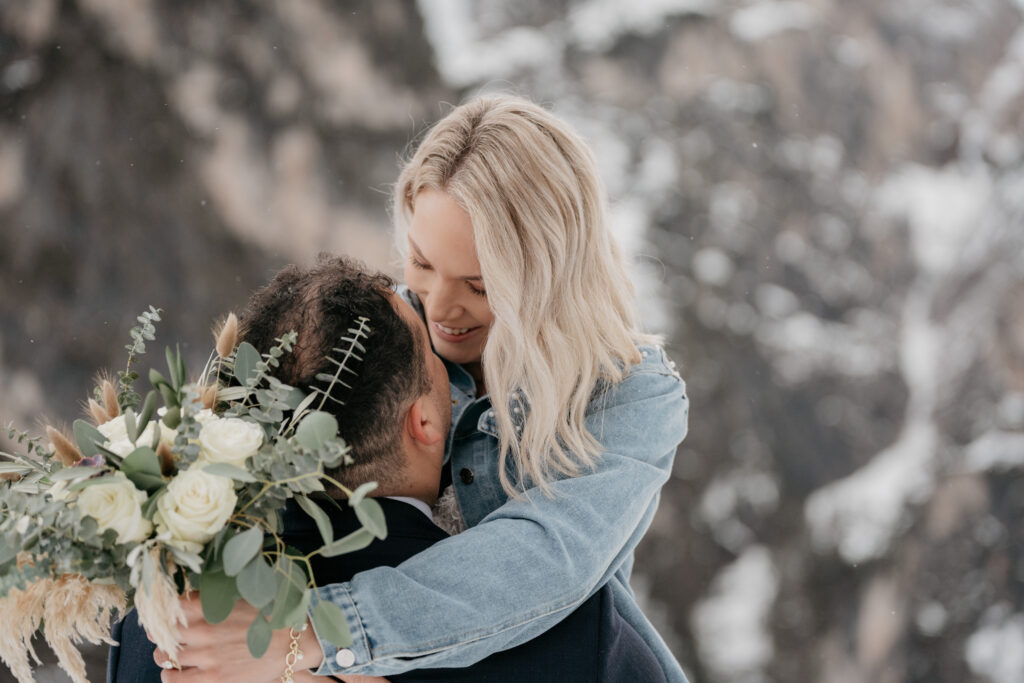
[1,1,1023,681]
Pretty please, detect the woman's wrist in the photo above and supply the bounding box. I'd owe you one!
[297,618,325,671]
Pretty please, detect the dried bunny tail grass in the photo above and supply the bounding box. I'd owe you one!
[0,473,21,482]
[0,577,52,683]
[45,426,82,467]
[215,312,239,359]
[135,549,187,666]
[199,383,218,410]
[101,379,121,420]
[86,398,111,426]
[41,575,126,683]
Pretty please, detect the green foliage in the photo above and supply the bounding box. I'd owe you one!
[119,306,162,411]
[311,318,371,412]
[246,616,273,658]
[200,568,239,624]
[223,527,263,576]
[313,600,353,649]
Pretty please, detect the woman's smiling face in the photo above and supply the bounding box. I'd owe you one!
[404,189,494,369]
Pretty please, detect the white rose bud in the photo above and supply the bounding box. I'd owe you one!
[76,472,153,544]
[154,468,237,554]
[198,417,263,469]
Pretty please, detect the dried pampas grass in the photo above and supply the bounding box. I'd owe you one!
[134,549,188,667]
[42,576,125,683]
[0,575,125,683]
[0,578,49,682]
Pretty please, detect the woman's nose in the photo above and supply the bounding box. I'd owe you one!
[424,281,463,322]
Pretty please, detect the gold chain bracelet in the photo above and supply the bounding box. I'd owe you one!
[281,626,304,683]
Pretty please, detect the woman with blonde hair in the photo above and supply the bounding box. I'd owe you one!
[167,94,689,682]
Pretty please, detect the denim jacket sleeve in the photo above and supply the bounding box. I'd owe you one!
[310,353,689,677]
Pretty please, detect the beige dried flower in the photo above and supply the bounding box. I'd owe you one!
[135,549,188,667]
[87,398,111,426]
[200,384,218,410]
[215,313,239,359]
[0,578,50,683]
[42,575,125,683]
[102,380,121,419]
[46,426,82,467]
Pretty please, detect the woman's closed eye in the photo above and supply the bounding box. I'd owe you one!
[409,255,432,271]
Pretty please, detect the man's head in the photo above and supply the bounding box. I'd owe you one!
[238,255,450,502]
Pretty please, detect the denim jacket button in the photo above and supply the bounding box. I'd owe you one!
[460,468,475,485]
[335,649,356,667]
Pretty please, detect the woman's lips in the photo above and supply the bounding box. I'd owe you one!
[432,322,481,343]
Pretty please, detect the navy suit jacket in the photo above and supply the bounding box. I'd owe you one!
[108,497,666,682]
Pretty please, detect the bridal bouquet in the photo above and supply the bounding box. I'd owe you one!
[0,308,384,683]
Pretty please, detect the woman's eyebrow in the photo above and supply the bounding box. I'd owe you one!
[408,236,484,282]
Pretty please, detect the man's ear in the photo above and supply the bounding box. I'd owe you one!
[407,397,444,447]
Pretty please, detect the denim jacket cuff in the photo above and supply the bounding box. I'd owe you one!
[311,582,371,676]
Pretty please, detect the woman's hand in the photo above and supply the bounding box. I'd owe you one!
[152,594,324,683]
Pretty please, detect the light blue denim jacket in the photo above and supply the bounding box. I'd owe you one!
[310,289,690,681]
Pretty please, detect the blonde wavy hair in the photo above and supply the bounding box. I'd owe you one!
[394,94,657,496]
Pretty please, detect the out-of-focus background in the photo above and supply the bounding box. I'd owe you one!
[1,1,1022,681]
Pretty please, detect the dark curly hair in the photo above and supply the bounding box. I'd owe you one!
[238,255,431,493]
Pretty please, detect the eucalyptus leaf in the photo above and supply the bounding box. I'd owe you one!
[282,387,307,410]
[295,411,338,451]
[268,563,304,630]
[354,497,387,540]
[141,486,166,519]
[223,526,263,576]
[149,368,169,389]
[347,481,378,508]
[312,600,352,649]
[72,420,107,458]
[121,447,164,491]
[284,589,312,631]
[68,475,121,492]
[0,539,17,566]
[295,495,334,545]
[124,409,138,445]
[0,463,30,475]
[200,568,239,624]
[246,616,273,659]
[319,528,375,558]
[202,463,258,483]
[49,466,105,482]
[137,391,159,437]
[237,555,276,608]
[234,342,261,387]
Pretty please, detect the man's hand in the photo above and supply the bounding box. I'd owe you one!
[152,594,324,683]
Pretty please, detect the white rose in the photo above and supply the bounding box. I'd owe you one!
[193,409,218,426]
[153,468,237,554]
[98,415,175,457]
[76,472,153,544]
[198,418,263,468]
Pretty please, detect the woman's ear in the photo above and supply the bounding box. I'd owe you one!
[407,397,445,447]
